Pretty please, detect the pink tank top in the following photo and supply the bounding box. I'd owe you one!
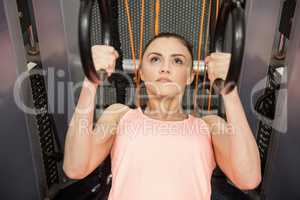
[108,107,216,200]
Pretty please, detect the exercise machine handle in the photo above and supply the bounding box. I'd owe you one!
[79,0,113,84]
[211,0,245,95]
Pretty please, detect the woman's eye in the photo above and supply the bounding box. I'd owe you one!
[150,57,160,63]
[174,58,183,65]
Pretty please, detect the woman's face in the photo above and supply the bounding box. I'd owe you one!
[139,37,195,98]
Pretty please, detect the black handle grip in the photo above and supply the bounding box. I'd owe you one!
[79,0,113,84]
[211,0,245,95]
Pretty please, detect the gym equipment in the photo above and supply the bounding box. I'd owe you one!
[210,0,245,118]
[79,0,114,84]
[274,0,296,60]
[3,0,299,199]
[211,0,245,96]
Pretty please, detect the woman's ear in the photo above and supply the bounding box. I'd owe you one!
[138,65,144,81]
[186,70,195,85]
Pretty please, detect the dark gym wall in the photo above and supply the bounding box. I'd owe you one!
[0,0,46,199]
[262,1,300,198]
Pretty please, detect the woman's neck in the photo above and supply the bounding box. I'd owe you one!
[143,95,187,120]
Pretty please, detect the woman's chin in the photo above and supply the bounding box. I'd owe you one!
[155,88,180,98]
[146,82,183,98]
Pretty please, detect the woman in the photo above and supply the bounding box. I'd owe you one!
[63,32,261,200]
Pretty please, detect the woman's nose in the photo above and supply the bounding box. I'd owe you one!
[159,68,170,73]
[159,63,171,73]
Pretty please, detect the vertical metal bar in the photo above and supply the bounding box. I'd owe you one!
[238,0,282,135]
[262,1,300,198]
[0,0,47,199]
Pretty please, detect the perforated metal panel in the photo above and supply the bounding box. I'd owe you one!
[91,0,212,61]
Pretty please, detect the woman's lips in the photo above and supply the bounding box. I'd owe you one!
[156,78,172,82]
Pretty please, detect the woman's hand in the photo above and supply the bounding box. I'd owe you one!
[91,45,119,78]
[205,52,231,83]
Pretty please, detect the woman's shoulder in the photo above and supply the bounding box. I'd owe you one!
[189,112,219,124]
[102,103,131,124]
[188,113,224,129]
[105,103,130,112]
[201,114,226,126]
[200,114,227,135]
[188,114,210,130]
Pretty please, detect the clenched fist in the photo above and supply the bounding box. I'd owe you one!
[205,52,231,84]
[91,45,119,78]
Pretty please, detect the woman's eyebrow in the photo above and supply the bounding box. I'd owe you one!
[147,52,162,57]
[147,52,186,58]
[171,54,186,58]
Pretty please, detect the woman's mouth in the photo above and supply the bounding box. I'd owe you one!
[156,77,172,82]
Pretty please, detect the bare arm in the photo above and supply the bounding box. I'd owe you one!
[86,103,130,176]
[63,78,97,179]
[63,77,129,179]
[202,87,261,190]
[63,45,122,179]
[204,52,261,190]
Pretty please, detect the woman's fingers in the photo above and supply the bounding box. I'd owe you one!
[205,56,210,64]
[210,52,231,60]
[113,50,119,59]
[91,45,120,77]
[206,52,230,82]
